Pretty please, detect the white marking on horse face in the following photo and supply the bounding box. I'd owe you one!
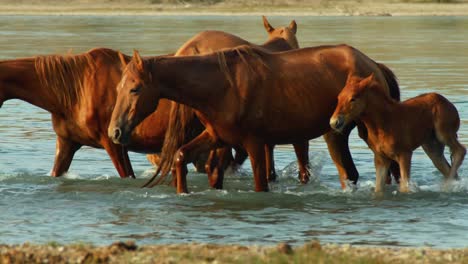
[119,75,128,91]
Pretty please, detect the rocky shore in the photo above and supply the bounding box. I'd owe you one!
[1,241,467,263]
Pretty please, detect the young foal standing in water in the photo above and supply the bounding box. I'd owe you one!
[109,44,400,194]
[330,74,466,192]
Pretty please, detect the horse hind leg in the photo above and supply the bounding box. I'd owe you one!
[293,141,311,184]
[422,138,452,179]
[434,110,466,180]
[265,144,278,182]
[446,137,466,180]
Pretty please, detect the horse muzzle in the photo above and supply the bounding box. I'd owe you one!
[330,115,345,132]
[109,126,130,145]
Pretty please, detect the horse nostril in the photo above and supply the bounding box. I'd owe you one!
[113,128,122,140]
[331,116,344,130]
[335,118,343,129]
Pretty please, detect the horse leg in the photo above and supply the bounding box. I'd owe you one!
[174,130,217,194]
[231,146,248,170]
[374,154,391,193]
[357,122,400,185]
[146,154,161,167]
[101,139,135,178]
[51,136,82,177]
[446,138,466,180]
[244,138,269,192]
[422,139,452,178]
[397,153,412,193]
[205,148,227,189]
[193,150,210,173]
[293,141,311,184]
[323,129,359,189]
[265,144,277,182]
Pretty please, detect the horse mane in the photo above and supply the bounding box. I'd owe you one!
[216,45,270,88]
[376,62,400,101]
[34,50,97,109]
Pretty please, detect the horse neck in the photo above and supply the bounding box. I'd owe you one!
[359,89,398,138]
[0,59,62,113]
[149,56,230,114]
[261,38,293,52]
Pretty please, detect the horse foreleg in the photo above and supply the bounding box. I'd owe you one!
[323,129,358,189]
[293,141,310,184]
[374,154,391,193]
[265,144,277,182]
[51,136,82,177]
[244,138,269,192]
[397,153,412,193]
[101,139,135,178]
[357,123,400,185]
[174,130,217,194]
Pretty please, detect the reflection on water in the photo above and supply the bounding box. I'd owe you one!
[0,15,467,248]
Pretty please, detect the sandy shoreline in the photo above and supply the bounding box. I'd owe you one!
[2,2,468,16]
[1,241,467,263]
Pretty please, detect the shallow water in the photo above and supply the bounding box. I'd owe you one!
[0,15,467,248]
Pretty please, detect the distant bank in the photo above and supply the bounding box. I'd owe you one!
[1,1,468,16]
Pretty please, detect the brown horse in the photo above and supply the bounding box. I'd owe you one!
[0,48,171,178]
[109,44,400,194]
[150,16,308,189]
[0,16,297,179]
[330,74,466,192]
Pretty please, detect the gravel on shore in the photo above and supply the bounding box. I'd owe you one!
[1,240,467,263]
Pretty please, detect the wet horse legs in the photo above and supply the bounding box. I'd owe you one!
[101,138,135,178]
[323,129,359,189]
[51,136,82,177]
[174,130,217,193]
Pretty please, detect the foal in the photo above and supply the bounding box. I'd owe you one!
[330,74,466,193]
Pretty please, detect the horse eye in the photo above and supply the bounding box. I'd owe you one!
[130,86,141,94]
[350,97,356,102]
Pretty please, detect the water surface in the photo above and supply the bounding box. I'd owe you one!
[0,15,467,248]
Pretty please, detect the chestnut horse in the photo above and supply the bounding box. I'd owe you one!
[330,74,466,192]
[0,16,297,178]
[0,48,172,178]
[109,44,400,193]
[149,16,307,189]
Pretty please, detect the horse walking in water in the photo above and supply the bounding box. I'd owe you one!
[330,74,466,192]
[0,16,297,179]
[109,44,400,194]
[150,16,310,189]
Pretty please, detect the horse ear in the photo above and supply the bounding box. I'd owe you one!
[289,20,297,34]
[360,73,375,87]
[133,49,144,71]
[118,51,127,68]
[262,16,274,33]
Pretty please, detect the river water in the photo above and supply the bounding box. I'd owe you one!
[0,15,467,248]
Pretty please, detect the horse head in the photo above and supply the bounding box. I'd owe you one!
[330,73,376,132]
[262,16,299,49]
[109,50,159,145]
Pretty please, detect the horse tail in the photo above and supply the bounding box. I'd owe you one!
[377,62,400,101]
[155,103,201,185]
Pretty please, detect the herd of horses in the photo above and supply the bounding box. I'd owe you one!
[1,17,465,194]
